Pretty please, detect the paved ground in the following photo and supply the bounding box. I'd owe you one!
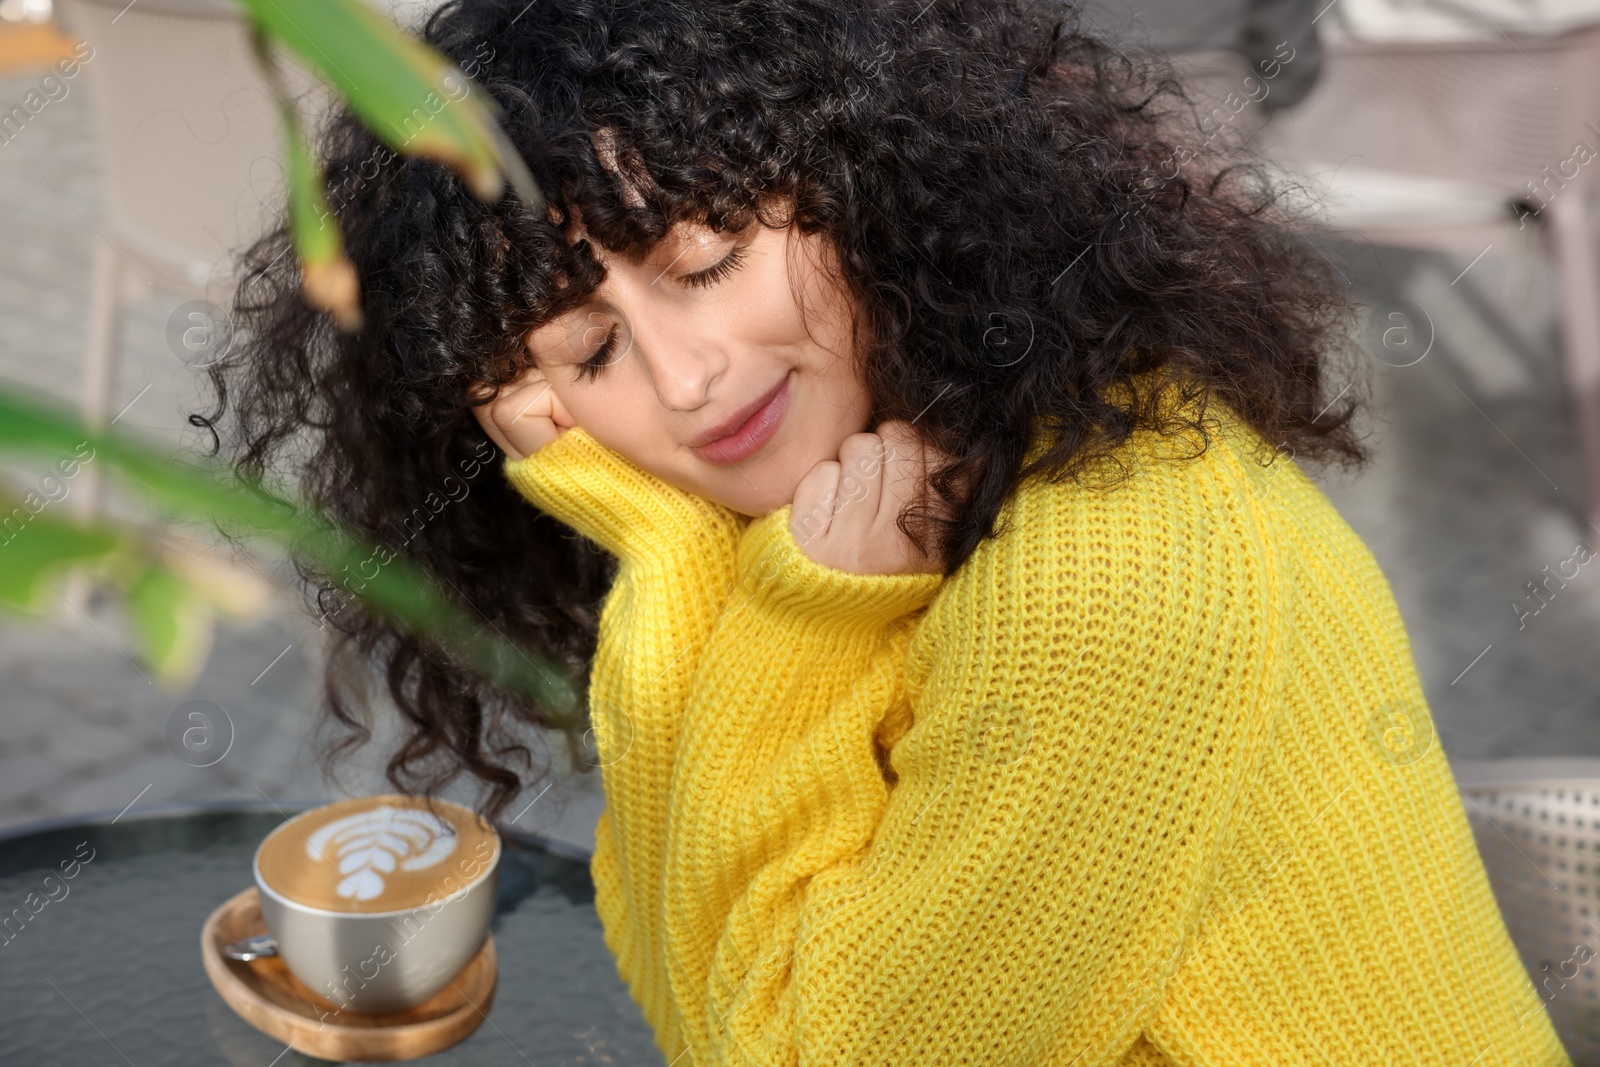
[2,52,1600,857]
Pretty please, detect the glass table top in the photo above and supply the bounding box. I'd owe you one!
[0,804,660,1065]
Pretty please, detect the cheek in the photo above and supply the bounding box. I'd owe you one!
[735,271,811,348]
[548,375,605,430]
[729,233,838,352]
[554,374,659,454]
[788,245,860,371]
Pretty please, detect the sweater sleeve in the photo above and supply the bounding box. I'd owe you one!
[654,447,1285,1067]
[500,427,750,1058]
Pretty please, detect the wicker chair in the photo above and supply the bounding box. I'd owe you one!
[1456,758,1600,1064]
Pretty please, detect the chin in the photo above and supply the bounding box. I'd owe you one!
[725,491,789,520]
[703,479,795,520]
[683,445,813,519]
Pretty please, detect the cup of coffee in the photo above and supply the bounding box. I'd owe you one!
[252,794,502,1016]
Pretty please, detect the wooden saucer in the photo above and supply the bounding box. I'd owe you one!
[200,887,497,1062]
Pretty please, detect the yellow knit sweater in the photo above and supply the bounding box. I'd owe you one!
[502,390,1571,1067]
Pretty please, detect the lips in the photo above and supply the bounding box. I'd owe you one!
[690,372,792,465]
[689,375,790,447]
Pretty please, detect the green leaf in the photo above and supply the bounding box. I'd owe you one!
[125,563,215,690]
[0,501,125,614]
[0,380,579,719]
[235,0,543,212]
[283,99,341,265]
[278,96,363,330]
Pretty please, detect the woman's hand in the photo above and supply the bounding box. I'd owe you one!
[471,366,578,460]
[789,419,958,577]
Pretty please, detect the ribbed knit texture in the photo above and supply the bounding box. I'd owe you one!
[502,395,1571,1067]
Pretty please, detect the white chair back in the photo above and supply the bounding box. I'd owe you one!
[53,0,324,300]
[1257,23,1600,197]
[49,0,326,535]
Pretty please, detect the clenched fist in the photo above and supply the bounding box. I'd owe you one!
[471,367,577,461]
[789,419,957,576]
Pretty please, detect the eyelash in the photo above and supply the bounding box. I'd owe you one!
[679,244,748,289]
[575,327,617,383]
[571,244,748,382]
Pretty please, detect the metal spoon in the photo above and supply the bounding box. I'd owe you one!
[223,933,279,961]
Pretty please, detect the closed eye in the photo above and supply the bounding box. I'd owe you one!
[679,244,749,289]
[574,325,620,383]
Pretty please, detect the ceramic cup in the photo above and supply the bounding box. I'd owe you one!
[251,795,501,1016]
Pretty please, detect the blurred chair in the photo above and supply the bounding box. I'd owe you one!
[52,0,323,526]
[1249,17,1600,533]
[1080,0,1326,110]
[1457,758,1600,1064]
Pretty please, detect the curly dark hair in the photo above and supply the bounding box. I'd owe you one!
[195,0,1370,826]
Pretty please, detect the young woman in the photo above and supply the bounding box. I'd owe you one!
[201,0,1571,1062]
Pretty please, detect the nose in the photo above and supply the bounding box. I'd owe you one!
[627,310,726,417]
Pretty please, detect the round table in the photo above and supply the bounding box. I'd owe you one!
[0,803,660,1065]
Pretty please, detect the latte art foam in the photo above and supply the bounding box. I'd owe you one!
[307,806,460,902]
[256,795,499,913]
